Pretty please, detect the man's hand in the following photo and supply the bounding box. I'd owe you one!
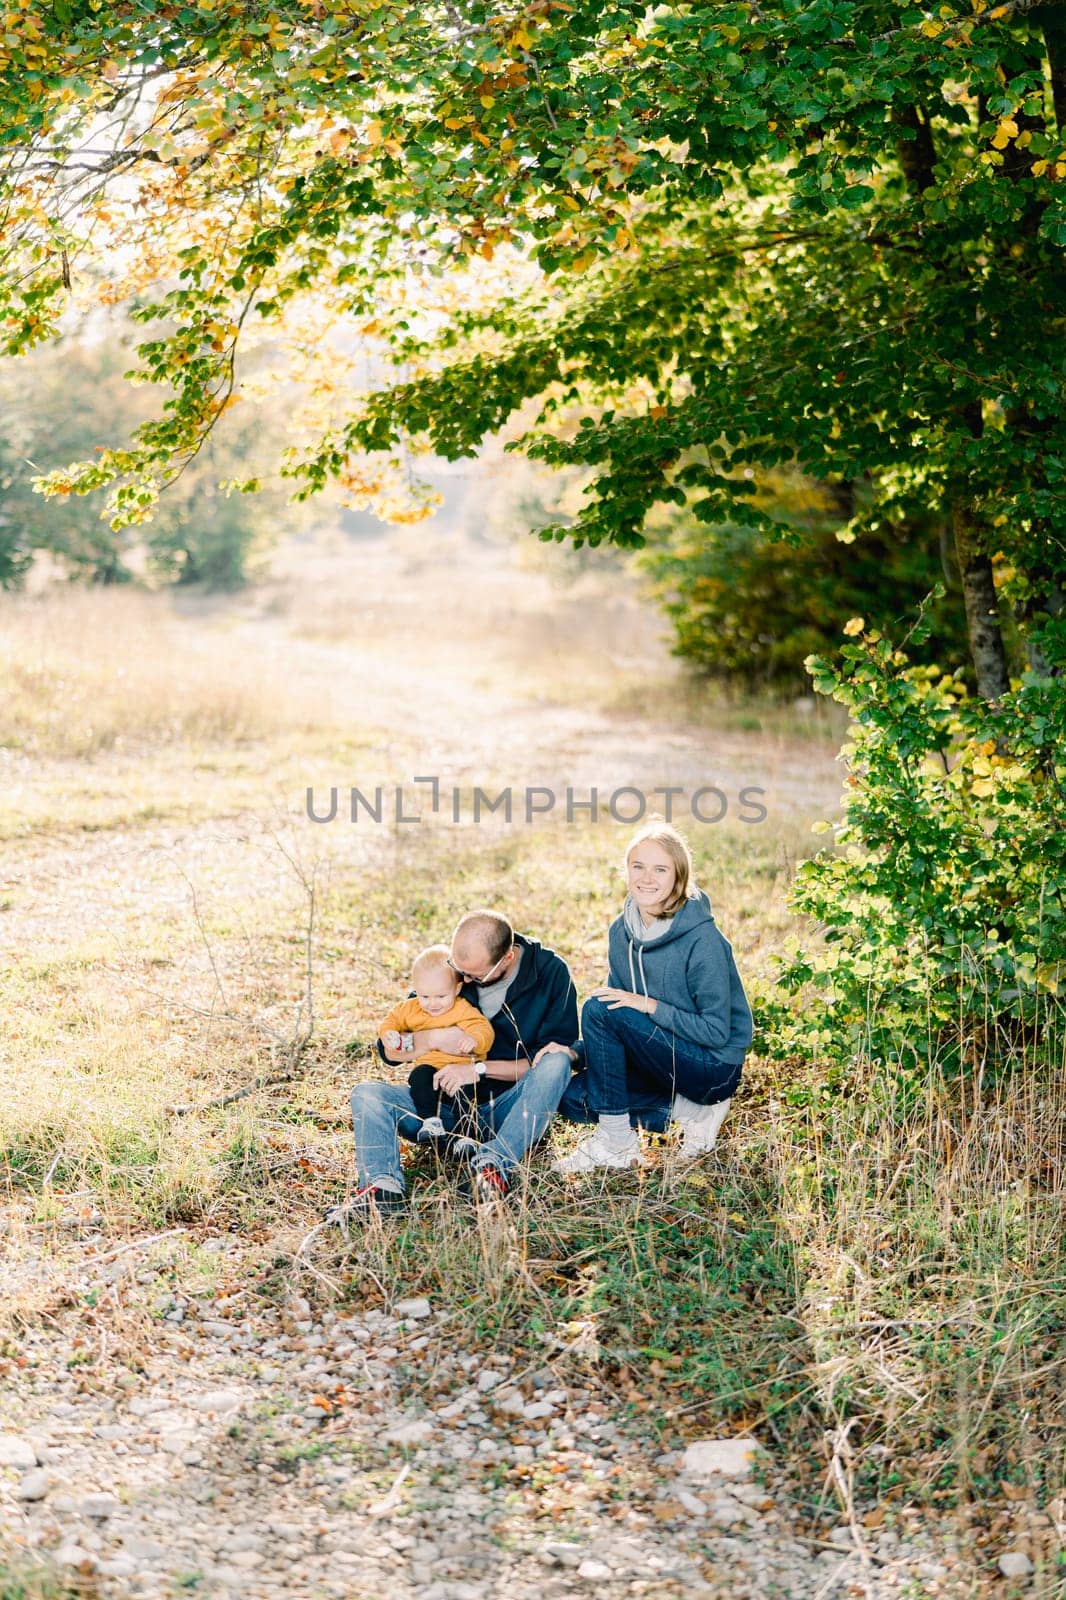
[433,1062,480,1094]
[381,1029,403,1051]
[532,1041,577,1066]
[591,987,657,1015]
[412,1025,469,1053]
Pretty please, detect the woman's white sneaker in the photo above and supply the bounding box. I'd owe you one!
[552,1129,642,1175]
[671,1095,731,1157]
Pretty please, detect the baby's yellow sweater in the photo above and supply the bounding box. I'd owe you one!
[378,995,494,1068]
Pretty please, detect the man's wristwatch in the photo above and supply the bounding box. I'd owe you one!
[475,1061,487,1077]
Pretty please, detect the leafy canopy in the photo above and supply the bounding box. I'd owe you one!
[1,0,1064,584]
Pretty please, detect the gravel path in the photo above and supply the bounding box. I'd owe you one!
[1,1220,984,1600]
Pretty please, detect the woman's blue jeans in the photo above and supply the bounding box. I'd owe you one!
[566,996,741,1121]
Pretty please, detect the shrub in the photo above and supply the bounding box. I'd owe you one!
[763,616,1066,1070]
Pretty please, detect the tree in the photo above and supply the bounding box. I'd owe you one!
[0,337,286,588]
[2,1,1065,1047]
[1,1,1063,690]
[637,478,972,691]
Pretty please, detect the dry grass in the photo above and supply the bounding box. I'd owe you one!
[0,586,351,759]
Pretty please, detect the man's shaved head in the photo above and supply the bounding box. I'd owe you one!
[452,910,513,966]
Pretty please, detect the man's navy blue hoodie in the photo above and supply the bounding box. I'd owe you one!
[458,934,578,1064]
[608,891,753,1066]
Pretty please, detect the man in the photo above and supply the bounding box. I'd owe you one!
[331,910,577,1222]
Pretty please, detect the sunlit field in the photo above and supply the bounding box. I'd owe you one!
[2,527,1062,1595]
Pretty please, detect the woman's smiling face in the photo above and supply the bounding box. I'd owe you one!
[627,839,677,917]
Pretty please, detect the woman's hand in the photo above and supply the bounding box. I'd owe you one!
[591,987,658,1015]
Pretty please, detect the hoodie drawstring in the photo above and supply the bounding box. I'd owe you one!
[627,937,649,999]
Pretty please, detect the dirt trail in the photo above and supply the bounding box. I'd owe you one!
[1,533,841,964]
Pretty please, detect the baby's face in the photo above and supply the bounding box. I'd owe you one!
[414,968,460,1017]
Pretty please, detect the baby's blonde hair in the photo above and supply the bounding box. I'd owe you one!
[412,943,458,982]
[625,821,697,917]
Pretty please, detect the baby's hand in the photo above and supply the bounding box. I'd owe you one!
[456,1032,477,1055]
[382,1029,402,1050]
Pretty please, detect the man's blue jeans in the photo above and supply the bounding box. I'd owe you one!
[350,1051,573,1191]
[563,997,740,1122]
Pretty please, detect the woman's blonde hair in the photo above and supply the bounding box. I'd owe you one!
[624,821,697,917]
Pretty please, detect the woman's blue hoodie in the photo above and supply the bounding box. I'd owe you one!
[608,890,753,1066]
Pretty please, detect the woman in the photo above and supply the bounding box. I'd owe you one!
[547,822,753,1172]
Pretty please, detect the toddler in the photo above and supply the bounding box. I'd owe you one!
[379,945,495,1148]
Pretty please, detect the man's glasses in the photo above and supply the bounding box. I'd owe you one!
[448,947,513,985]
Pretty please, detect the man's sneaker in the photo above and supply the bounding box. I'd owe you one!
[459,1164,510,1205]
[417,1116,448,1143]
[552,1128,642,1175]
[672,1095,731,1158]
[324,1185,407,1230]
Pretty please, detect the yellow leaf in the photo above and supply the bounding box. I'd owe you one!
[843,616,865,636]
[479,241,494,259]
[920,19,943,36]
[999,116,1018,138]
[971,778,996,797]
[479,94,495,109]
[514,27,532,48]
[365,118,382,146]
[443,117,469,130]
[1031,158,1048,177]
[1057,160,1066,178]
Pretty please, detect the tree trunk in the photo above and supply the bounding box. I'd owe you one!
[1020,579,1065,677]
[951,505,1011,700]
[1043,3,1066,132]
[893,105,937,194]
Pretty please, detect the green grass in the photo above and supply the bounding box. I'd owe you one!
[0,1563,100,1600]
